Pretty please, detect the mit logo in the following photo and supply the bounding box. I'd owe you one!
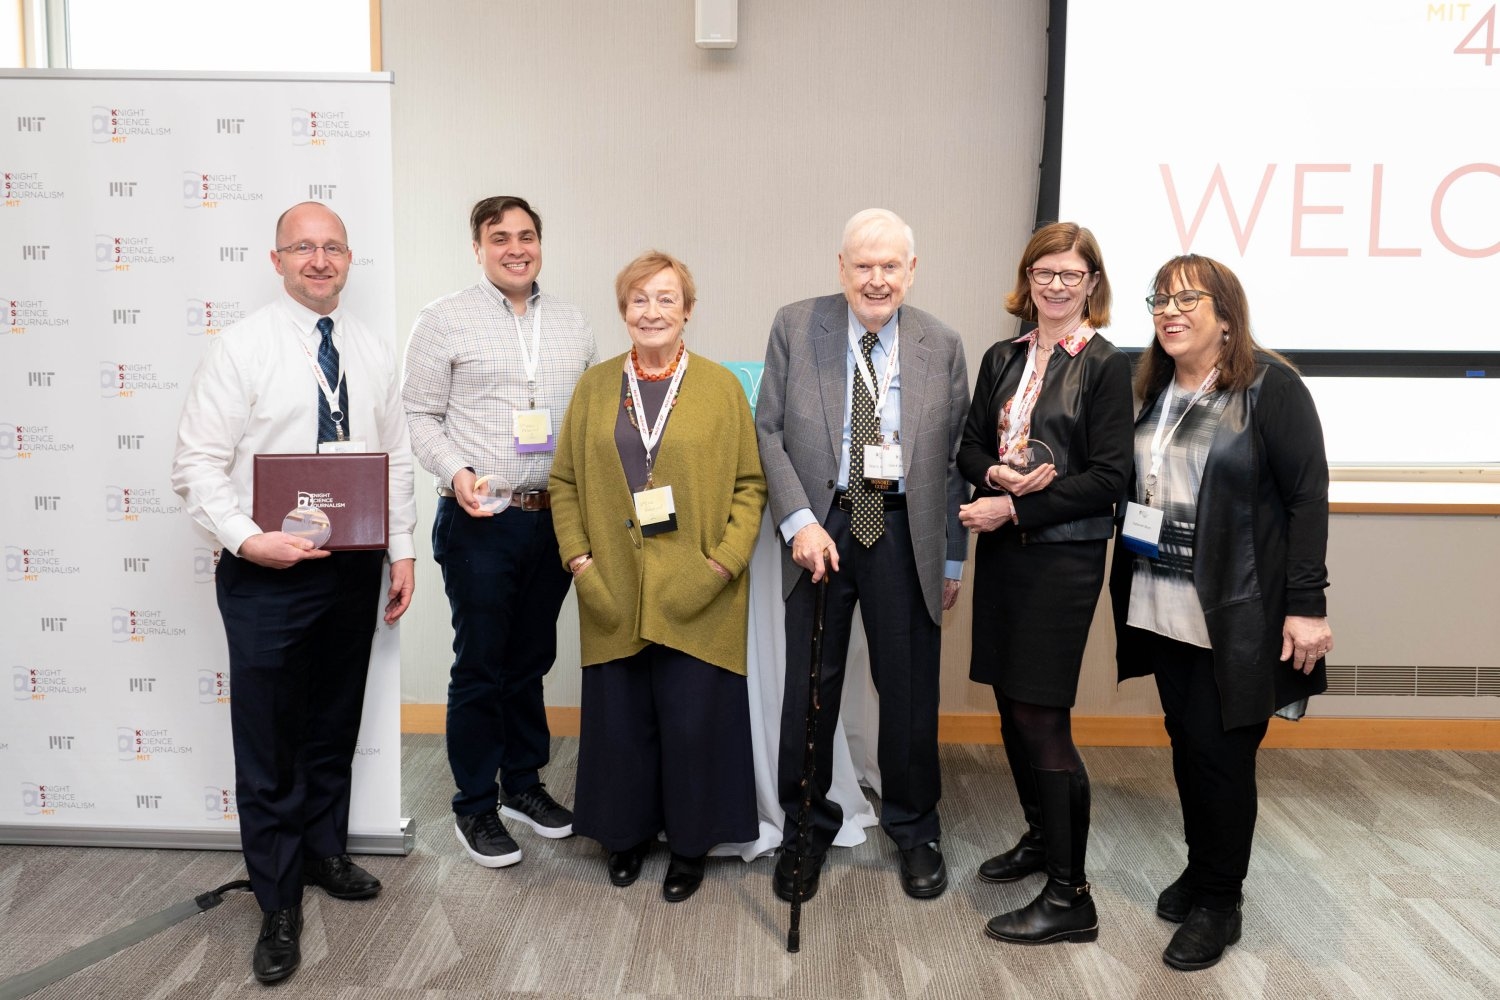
[34,496,60,511]
[27,372,54,387]
[48,735,74,750]
[135,794,162,809]
[215,118,244,134]
[41,616,67,632]
[112,308,141,325]
[117,434,145,450]
[123,556,150,572]
[128,677,155,692]
[219,246,247,262]
[308,183,337,200]
[21,245,49,261]
[16,116,46,132]
[108,181,137,198]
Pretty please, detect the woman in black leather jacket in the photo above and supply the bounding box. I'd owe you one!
[1110,253,1332,972]
[957,222,1134,945]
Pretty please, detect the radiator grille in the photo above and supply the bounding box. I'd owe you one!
[1325,664,1500,697]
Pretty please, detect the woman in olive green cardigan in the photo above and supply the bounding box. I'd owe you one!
[549,251,766,903]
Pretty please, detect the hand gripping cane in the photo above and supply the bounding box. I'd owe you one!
[787,575,829,953]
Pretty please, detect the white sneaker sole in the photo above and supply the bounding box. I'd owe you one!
[454,820,522,868]
[500,805,574,839]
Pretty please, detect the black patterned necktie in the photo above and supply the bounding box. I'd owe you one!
[316,316,344,443]
[847,330,885,547]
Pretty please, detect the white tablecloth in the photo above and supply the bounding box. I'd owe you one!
[709,513,882,860]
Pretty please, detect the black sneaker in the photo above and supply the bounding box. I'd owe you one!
[500,784,575,839]
[454,809,522,868]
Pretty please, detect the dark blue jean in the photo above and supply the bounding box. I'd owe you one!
[433,497,573,816]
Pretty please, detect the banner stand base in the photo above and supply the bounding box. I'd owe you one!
[0,817,415,856]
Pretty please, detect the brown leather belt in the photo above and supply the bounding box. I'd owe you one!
[436,487,552,511]
[833,488,905,512]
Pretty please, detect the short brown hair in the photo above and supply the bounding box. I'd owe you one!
[469,195,540,244]
[1134,254,1293,399]
[1004,222,1112,328]
[614,250,697,317]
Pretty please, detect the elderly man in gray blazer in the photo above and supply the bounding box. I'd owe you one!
[757,208,969,901]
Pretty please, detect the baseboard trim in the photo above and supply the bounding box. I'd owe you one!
[400,704,1498,751]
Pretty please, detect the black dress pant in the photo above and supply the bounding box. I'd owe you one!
[778,504,942,854]
[216,548,384,912]
[1141,628,1270,910]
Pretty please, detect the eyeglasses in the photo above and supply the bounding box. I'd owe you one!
[1027,267,1091,287]
[276,242,350,258]
[1147,290,1212,314]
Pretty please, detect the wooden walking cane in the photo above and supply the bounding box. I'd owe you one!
[787,574,829,953]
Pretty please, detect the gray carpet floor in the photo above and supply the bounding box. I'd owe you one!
[2,735,1498,999]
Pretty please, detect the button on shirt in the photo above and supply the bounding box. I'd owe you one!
[778,307,961,580]
[402,281,596,492]
[171,291,418,560]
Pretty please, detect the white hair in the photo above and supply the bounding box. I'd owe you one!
[841,208,915,262]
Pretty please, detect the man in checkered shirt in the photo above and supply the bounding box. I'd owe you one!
[402,196,597,869]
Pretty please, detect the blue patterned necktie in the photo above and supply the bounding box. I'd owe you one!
[315,316,345,443]
[847,330,885,547]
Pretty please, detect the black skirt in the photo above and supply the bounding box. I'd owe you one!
[968,529,1108,708]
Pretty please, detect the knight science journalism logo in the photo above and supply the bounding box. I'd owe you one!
[7,295,71,334]
[111,606,187,642]
[291,106,372,146]
[5,545,82,581]
[198,668,231,704]
[185,298,247,336]
[21,781,97,815]
[91,105,171,143]
[2,169,64,204]
[205,784,238,821]
[0,423,77,458]
[100,361,179,396]
[13,665,87,700]
[95,233,174,271]
[117,726,192,761]
[104,485,179,521]
[182,170,264,208]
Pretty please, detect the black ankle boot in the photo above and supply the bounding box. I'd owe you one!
[1163,903,1242,970]
[980,716,1047,884]
[984,766,1098,945]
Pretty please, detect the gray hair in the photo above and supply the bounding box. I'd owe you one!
[841,208,915,262]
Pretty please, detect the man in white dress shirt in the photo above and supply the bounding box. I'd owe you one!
[171,201,416,985]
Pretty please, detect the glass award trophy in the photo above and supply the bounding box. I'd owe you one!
[473,474,513,514]
[998,426,1056,477]
[282,506,332,548]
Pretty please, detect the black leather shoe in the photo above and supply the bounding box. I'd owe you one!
[985,878,1098,944]
[1156,870,1193,923]
[1163,904,1242,970]
[608,840,651,887]
[898,841,948,899]
[251,906,302,984]
[978,831,1046,883]
[662,853,705,902]
[303,853,381,899]
[772,848,823,902]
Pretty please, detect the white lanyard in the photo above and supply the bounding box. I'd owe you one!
[298,330,345,439]
[847,326,899,423]
[625,348,690,465]
[1146,367,1219,499]
[510,301,542,408]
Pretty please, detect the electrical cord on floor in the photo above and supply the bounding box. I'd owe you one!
[0,879,255,1000]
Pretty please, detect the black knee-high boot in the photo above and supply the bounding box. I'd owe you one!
[978,729,1045,883]
[984,766,1098,944]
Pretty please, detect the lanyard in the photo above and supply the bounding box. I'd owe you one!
[1145,367,1219,503]
[625,348,690,486]
[510,301,542,408]
[847,325,899,423]
[997,332,1064,458]
[298,331,345,440]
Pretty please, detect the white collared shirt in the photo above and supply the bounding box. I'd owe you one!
[171,290,417,560]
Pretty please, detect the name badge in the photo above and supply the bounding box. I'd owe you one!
[862,440,904,487]
[514,408,554,453]
[634,484,678,537]
[319,438,368,454]
[1120,501,1164,559]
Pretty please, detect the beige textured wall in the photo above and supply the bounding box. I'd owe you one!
[384,0,1049,708]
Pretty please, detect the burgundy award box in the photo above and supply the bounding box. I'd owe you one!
[252,452,389,551]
